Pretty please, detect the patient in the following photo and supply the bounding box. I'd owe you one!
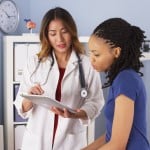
[82,18,150,150]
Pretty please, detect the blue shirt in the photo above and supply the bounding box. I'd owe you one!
[104,69,150,150]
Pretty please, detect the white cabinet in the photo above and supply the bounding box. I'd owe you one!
[3,34,40,150]
[3,34,94,150]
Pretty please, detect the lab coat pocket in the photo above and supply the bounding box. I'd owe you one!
[21,128,42,150]
[69,119,86,134]
[64,131,87,150]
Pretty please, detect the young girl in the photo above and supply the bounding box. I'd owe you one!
[83,18,150,150]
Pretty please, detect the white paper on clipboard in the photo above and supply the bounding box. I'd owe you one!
[20,93,76,113]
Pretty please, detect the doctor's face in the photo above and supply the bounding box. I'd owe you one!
[88,35,117,72]
[48,19,72,54]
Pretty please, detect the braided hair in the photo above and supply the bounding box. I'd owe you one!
[93,18,146,88]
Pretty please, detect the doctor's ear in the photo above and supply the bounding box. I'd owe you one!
[113,47,121,58]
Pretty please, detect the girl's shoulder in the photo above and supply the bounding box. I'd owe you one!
[114,69,141,86]
[117,69,139,79]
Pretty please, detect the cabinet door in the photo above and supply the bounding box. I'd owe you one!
[14,42,40,82]
[0,125,4,150]
[14,125,26,150]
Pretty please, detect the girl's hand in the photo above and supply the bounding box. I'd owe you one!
[50,107,87,119]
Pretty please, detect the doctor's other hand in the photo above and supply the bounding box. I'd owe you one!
[22,99,33,113]
[51,107,88,119]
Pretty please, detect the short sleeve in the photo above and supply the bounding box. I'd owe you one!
[112,70,139,102]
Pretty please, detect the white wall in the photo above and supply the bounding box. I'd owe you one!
[29,0,150,38]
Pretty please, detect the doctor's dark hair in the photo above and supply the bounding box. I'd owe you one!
[38,7,84,59]
[92,18,146,88]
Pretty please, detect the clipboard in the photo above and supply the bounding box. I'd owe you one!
[20,93,76,113]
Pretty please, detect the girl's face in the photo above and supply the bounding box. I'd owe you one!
[48,19,72,54]
[88,35,120,72]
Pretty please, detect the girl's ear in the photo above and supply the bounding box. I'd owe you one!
[113,47,121,58]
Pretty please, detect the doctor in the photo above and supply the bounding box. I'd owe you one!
[14,7,104,150]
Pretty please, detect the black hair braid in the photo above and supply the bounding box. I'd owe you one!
[93,18,146,88]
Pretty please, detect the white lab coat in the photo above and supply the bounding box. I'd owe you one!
[14,50,104,150]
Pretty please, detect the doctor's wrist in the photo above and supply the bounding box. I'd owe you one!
[75,109,88,120]
[22,98,33,112]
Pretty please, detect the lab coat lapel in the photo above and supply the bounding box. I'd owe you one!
[63,51,78,79]
[51,50,79,80]
[49,53,60,94]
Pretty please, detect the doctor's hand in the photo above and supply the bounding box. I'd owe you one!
[22,84,44,113]
[28,84,44,95]
[50,107,88,119]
